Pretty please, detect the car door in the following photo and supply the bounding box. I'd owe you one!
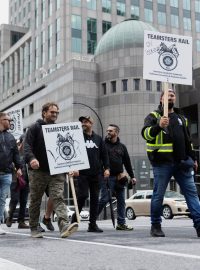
[131,191,147,216]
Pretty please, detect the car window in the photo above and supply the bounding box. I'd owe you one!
[133,192,145,199]
[146,191,152,199]
[165,191,184,199]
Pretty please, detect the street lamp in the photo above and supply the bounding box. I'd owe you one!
[73,102,104,138]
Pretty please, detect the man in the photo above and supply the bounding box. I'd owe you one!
[71,116,110,232]
[98,124,136,231]
[141,89,200,237]
[24,102,78,238]
[6,134,29,229]
[0,112,22,235]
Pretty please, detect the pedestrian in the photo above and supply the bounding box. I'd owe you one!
[0,112,22,235]
[24,102,78,238]
[98,124,136,231]
[141,89,200,237]
[6,134,29,229]
[71,116,110,232]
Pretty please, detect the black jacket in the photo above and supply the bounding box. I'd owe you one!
[24,119,50,172]
[79,131,109,176]
[105,137,134,178]
[141,105,195,165]
[0,130,21,173]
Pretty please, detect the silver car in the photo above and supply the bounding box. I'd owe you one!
[125,190,190,220]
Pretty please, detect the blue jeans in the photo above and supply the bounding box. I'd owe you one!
[0,174,12,223]
[152,164,200,229]
[98,176,126,225]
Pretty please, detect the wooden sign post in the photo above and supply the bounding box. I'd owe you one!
[163,82,169,117]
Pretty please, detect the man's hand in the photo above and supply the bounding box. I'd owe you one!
[16,168,22,178]
[104,169,110,178]
[130,177,136,185]
[69,171,79,177]
[159,116,169,129]
[30,159,40,170]
[194,160,198,173]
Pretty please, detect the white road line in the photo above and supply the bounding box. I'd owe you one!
[7,232,200,260]
[0,258,35,270]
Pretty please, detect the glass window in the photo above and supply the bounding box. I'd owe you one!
[111,81,116,93]
[87,0,96,10]
[134,79,140,91]
[170,0,178,7]
[56,0,61,9]
[48,0,52,17]
[102,83,106,95]
[197,40,200,52]
[144,8,153,22]
[196,20,200,32]
[131,5,139,19]
[71,0,81,7]
[133,192,145,199]
[131,0,139,4]
[183,0,190,10]
[158,12,166,25]
[29,103,34,115]
[171,14,179,28]
[122,79,128,91]
[71,15,82,53]
[146,80,152,91]
[157,81,162,92]
[144,1,153,9]
[195,1,200,12]
[117,2,126,16]
[56,18,61,55]
[41,1,45,23]
[72,14,81,29]
[87,18,97,54]
[102,21,111,34]
[48,24,53,60]
[102,0,111,13]
[183,17,191,30]
[158,0,165,3]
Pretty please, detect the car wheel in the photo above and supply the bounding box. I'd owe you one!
[126,207,136,220]
[162,205,173,219]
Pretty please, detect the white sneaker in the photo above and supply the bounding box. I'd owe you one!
[0,224,6,235]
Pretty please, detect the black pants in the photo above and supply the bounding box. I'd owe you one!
[9,181,29,222]
[76,174,101,225]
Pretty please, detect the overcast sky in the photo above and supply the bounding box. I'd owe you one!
[0,1,9,25]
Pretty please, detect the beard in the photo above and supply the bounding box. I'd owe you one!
[106,134,112,140]
[168,102,174,109]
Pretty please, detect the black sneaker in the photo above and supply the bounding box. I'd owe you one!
[42,216,55,231]
[71,213,77,224]
[18,222,30,229]
[87,223,103,233]
[150,224,165,237]
[6,218,12,228]
[37,223,45,232]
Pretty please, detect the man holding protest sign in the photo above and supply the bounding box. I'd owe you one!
[141,89,200,237]
[24,102,78,238]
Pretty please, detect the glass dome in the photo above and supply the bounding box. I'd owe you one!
[95,19,157,56]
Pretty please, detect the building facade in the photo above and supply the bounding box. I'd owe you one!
[0,0,200,189]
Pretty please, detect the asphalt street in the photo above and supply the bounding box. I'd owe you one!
[0,217,200,270]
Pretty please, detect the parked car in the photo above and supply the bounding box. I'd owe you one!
[53,206,89,221]
[125,190,190,220]
[2,198,29,223]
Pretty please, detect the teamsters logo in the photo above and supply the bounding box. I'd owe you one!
[158,42,179,71]
[47,132,79,162]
